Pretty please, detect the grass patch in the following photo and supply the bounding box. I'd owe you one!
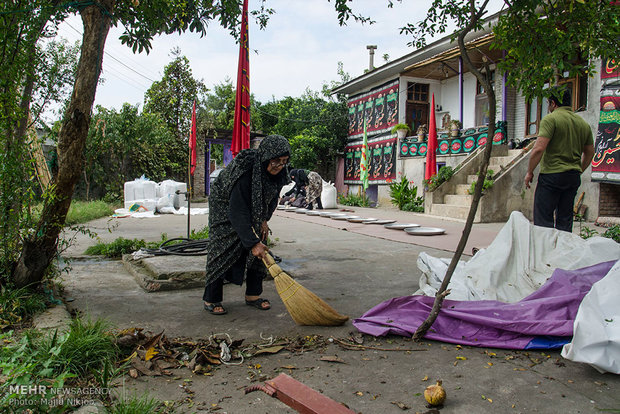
[0,285,48,330]
[0,316,119,412]
[107,394,167,414]
[85,226,209,258]
[65,200,117,226]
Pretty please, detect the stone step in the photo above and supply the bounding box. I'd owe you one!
[467,174,479,184]
[444,194,473,206]
[455,184,471,195]
[429,203,474,221]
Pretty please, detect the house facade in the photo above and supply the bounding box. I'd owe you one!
[332,21,619,222]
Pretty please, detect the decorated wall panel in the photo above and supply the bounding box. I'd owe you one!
[347,79,399,138]
[592,58,620,184]
[398,122,507,158]
[344,135,397,184]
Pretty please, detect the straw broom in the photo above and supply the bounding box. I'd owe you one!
[262,252,348,326]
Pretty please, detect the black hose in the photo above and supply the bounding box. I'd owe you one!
[143,238,209,256]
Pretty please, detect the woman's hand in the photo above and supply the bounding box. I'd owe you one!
[251,242,269,260]
[260,221,270,240]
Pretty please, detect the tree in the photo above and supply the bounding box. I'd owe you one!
[143,48,208,143]
[395,0,620,340]
[10,1,275,288]
[81,104,182,201]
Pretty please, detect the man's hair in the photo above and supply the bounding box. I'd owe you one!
[548,87,571,107]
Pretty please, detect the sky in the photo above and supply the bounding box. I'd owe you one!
[54,0,505,112]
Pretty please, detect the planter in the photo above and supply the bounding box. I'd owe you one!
[417,133,425,143]
[450,128,460,137]
[396,129,408,139]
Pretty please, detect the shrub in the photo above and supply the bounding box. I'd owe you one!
[389,177,424,212]
[468,169,494,195]
[424,166,456,192]
[338,192,371,207]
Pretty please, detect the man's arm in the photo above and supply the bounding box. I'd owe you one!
[581,144,594,172]
[524,136,550,189]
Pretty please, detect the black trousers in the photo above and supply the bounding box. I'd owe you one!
[533,171,581,232]
[202,264,264,303]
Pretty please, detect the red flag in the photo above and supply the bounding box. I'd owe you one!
[425,93,437,181]
[189,100,197,175]
[231,0,250,158]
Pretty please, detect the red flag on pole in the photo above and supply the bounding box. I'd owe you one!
[231,0,250,158]
[189,100,197,175]
[425,93,437,181]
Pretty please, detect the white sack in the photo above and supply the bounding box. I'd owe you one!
[320,180,338,209]
[561,260,620,374]
[416,211,620,302]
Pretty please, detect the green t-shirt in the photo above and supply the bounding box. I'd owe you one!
[538,107,593,174]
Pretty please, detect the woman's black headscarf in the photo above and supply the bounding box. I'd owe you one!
[205,135,291,284]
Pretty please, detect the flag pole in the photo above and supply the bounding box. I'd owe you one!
[187,134,191,240]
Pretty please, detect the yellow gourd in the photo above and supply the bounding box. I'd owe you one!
[424,380,447,406]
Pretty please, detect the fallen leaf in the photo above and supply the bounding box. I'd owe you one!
[456,356,467,360]
[488,398,493,403]
[481,395,486,400]
[355,391,363,396]
[487,362,493,367]
[129,369,139,378]
[320,355,345,363]
[422,375,429,381]
[145,347,158,361]
[568,380,574,383]
[390,401,410,410]
[281,365,296,370]
[254,345,285,356]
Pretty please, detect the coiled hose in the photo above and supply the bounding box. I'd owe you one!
[143,238,208,256]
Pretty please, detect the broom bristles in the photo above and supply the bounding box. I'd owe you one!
[263,254,348,326]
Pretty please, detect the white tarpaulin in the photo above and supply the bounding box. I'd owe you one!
[416,211,620,374]
[416,211,620,302]
[561,260,620,374]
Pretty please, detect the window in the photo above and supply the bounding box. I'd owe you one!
[475,71,495,126]
[524,73,588,137]
[407,83,429,103]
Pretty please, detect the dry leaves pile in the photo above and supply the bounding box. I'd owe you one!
[115,329,331,378]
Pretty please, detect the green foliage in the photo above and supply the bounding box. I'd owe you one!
[389,177,424,211]
[85,237,148,258]
[259,89,348,174]
[143,48,209,142]
[0,286,48,330]
[82,103,183,201]
[85,227,209,258]
[64,201,116,226]
[338,192,371,207]
[0,317,118,412]
[425,166,456,192]
[579,225,620,243]
[468,170,494,195]
[107,394,166,414]
[391,123,410,134]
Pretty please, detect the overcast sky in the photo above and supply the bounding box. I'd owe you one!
[55,1,505,112]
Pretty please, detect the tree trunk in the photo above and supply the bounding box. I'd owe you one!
[12,0,115,288]
[413,4,497,340]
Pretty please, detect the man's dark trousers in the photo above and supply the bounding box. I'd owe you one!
[533,171,581,232]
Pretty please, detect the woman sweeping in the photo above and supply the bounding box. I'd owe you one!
[203,135,291,315]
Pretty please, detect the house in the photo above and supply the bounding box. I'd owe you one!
[332,15,619,223]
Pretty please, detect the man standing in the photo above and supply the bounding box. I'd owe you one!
[524,88,595,232]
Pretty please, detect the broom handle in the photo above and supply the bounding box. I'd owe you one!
[262,252,276,267]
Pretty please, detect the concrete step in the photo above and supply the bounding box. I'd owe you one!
[429,203,472,221]
[467,174,479,184]
[444,194,473,206]
[455,184,471,195]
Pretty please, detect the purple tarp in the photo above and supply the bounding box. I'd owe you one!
[353,261,616,349]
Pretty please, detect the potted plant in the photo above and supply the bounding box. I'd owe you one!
[392,123,411,139]
[449,119,462,137]
[416,124,427,142]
